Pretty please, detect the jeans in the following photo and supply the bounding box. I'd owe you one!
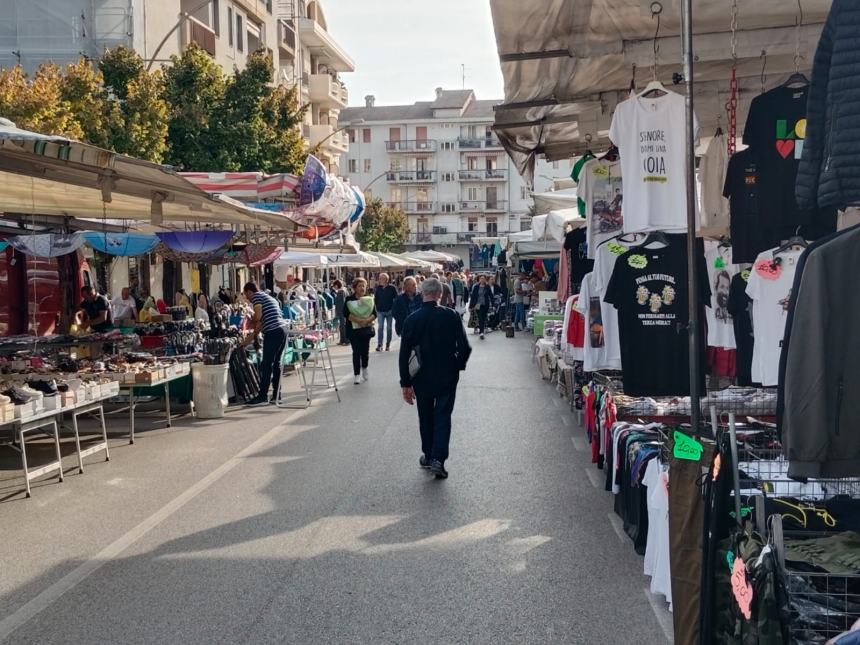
[477,305,489,334]
[338,315,348,343]
[350,333,371,375]
[514,302,526,329]
[259,327,287,399]
[376,310,393,347]
[415,388,457,463]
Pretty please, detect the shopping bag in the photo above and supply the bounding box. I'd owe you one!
[467,310,477,328]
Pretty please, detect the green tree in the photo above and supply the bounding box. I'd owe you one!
[0,64,81,137]
[356,198,410,252]
[59,59,119,150]
[162,44,226,170]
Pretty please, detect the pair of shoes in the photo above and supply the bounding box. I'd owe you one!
[27,380,58,397]
[429,459,448,479]
[353,375,361,385]
[419,455,431,470]
[385,344,390,351]
[375,346,382,352]
[269,394,279,405]
[480,333,485,340]
[3,385,42,404]
[246,394,269,406]
[361,368,369,382]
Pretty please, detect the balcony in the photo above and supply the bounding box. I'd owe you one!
[385,170,435,183]
[298,17,356,72]
[278,19,296,57]
[457,136,503,149]
[183,15,216,56]
[407,232,457,245]
[459,200,507,212]
[309,124,349,154]
[385,140,437,153]
[309,73,347,109]
[458,169,507,181]
[387,201,435,214]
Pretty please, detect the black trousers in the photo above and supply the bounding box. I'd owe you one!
[477,305,489,334]
[349,333,371,375]
[415,388,457,463]
[260,327,287,399]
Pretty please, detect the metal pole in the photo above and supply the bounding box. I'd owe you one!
[681,0,701,432]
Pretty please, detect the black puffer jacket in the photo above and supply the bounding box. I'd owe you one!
[796,0,860,210]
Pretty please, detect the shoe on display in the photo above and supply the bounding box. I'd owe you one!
[429,460,448,479]
[0,392,10,405]
[27,380,58,397]
[419,455,431,470]
[361,368,369,382]
[353,375,361,385]
[15,386,42,402]
[246,394,268,406]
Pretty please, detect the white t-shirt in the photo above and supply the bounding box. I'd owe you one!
[643,459,672,607]
[592,238,637,296]
[704,241,737,349]
[576,273,622,371]
[608,90,699,233]
[520,280,533,306]
[561,295,584,361]
[699,134,730,234]
[746,248,803,386]
[111,296,136,321]
[576,158,624,258]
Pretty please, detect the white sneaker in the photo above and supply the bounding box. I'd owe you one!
[353,375,361,385]
[361,368,369,382]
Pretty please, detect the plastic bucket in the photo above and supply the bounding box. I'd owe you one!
[192,363,230,418]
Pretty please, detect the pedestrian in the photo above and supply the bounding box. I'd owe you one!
[440,274,454,308]
[373,272,398,351]
[345,277,377,384]
[451,272,466,314]
[241,282,288,406]
[469,274,493,340]
[331,279,349,345]
[393,276,421,336]
[399,277,472,479]
[513,272,530,331]
[111,286,138,324]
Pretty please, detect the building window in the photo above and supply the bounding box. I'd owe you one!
[348,159,357,173]
[347,129,355,143]
[362,128,371,143]
[520,186,528,200]
[468,217,478,232]
[227,7,233,45]
[363,159,371,173]
[467,157,479,170]
[212,0,220,35]
[390,187,402,202]
[467,187,478,201]
[236,14,244,52]
[520,218,532,232]
[390,159,400,171]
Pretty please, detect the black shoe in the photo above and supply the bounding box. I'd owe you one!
[375,346,382,352]
[385,344,390,351]
[27,380,58,397]
[269,394,279,405]
[429,460,448,479]
[419,455,431,470]
[246,394,268,406]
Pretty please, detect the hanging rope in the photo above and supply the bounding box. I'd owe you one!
[727,0,739,156]
[651,3,662,81]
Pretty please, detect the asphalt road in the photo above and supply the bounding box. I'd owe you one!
[0,330,672,644]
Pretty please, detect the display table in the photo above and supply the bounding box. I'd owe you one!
[119,372,194,444]
[533,314,563,336]
[0,393,113,498]
[534,338,561,381]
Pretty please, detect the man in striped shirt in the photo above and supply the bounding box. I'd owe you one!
[242,282,288,406]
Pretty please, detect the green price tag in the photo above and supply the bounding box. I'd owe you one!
[740,269,751,282]
[673,430,704,462]
[715,257,726,269]
[628,254,648,269]
[727,550,735,571]
[607,241,627,256]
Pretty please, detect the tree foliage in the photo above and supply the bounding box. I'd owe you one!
[356,198,410,252]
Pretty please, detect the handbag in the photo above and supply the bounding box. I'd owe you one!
[408,345,422,378]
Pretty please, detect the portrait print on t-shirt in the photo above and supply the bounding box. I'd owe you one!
[588,296,605,348]
[577,159,623,258]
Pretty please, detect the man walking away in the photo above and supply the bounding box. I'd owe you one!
[374,272,398,351]
[469,274,493,340]
[393,276,421,336]
[242,282,288,406]
[399,278,471,479]
[451,272,466,315]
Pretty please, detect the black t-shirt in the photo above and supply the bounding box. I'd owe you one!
[373,284,397,312]
[742,85,837,238]
[563,227,594,291]
[604,239,710,397]
[79,295,112,332]
[724,149,766,264]
[727,272,754,387]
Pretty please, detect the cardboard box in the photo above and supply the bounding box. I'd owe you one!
[14,402,35,419]
[61,392,76,408]
[43,396,61,411]
[0,403,15,423]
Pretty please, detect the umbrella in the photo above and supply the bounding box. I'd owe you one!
[82,232,159,256]
[7,233,85,257]
[156,231,234,253]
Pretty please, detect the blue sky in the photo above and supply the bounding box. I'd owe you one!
[319,0,505,107]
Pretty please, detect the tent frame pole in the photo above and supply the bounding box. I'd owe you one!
[682,0,702,433]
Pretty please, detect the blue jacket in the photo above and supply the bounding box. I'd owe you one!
[399,301,471,394]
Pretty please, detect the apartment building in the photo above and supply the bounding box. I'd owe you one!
[0,0,353,171]
[340,88,575,267]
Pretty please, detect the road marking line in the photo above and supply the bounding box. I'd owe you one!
[571,435,587,452]
[585,467,603,489]
[607,512,626,544]
[0,412,301,641]
[559,414,570,426]
[644,587,674,643]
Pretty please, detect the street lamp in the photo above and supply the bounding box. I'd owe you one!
[311,118,365,150]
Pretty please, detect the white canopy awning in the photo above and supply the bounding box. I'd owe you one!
[325,252,380,268]
[490,0,828,182]
[273,252,330,268]
[367,251,413,269]
[544,207,585,243]
[405,250,461,263]
[0,120,301,231]
[533,187,578,216]
[511,239,561,260]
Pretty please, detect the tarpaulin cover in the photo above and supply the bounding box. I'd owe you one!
[544,208,586,243]
[156,231,234,253]
[210,244,282,266]
[533,188,578,216]
[82,232,159,256]
[8,233,85,257]
[299,155,328,207]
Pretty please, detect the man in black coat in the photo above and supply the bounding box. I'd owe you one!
[392,276,421,336]
[399,278,472,479]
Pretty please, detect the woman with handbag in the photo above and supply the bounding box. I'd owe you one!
[344,278,377,384]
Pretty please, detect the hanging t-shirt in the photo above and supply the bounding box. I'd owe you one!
[571,152,596,217]
[561,295,584,361]
[727,271,754,386]
[699,133,729,234]
[563,227,594,289]
[576,272,622,372]
[704,241,737,349]
[604,238,710,396]
[724,148,767,264]
[592,238,636,296]
[642,459,672,607]
[576,158,624,257]
[745,247,803,386]
[608,90,699,233]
